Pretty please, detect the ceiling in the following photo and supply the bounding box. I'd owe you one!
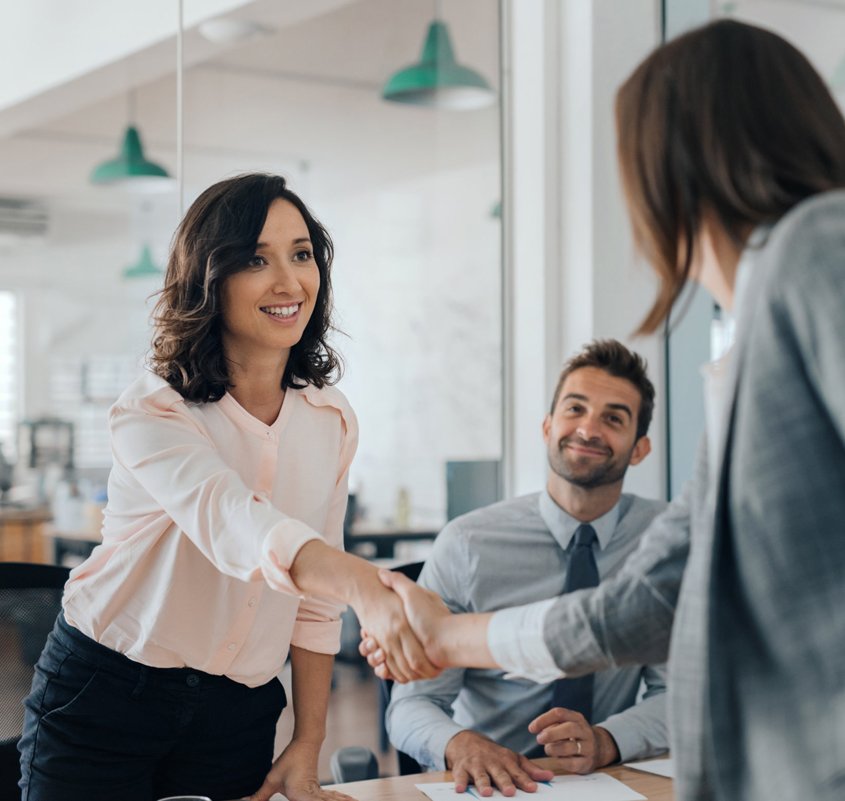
[1,0,841,220]
[0,0,501,215]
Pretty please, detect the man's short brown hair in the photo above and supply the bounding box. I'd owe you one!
[550,339,655,439]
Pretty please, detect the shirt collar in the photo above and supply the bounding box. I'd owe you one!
[538,488,620,552]
[733,223,769,322]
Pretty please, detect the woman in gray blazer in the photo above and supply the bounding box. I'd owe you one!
[364,19,845,801]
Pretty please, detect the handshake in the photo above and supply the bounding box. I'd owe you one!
[354,569,490,683]
[353,569,619,792]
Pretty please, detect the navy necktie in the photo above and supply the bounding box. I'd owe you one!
[550,523,599,721]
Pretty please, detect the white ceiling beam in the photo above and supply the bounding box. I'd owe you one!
[0,0,358,137]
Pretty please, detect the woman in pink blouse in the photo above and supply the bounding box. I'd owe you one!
[18,174,436,801]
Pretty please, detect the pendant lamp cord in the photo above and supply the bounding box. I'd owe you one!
[176,0,184,219]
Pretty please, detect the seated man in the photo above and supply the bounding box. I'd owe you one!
[386,339,668,796]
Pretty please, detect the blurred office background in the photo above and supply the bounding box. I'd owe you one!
[0,0,504,540]
[0,0,841,780]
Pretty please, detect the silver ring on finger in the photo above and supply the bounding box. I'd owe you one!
[575,739,582,756]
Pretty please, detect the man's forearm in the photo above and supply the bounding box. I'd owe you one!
[387,663,469,770]
[387,694,466,770]
[431,612,497,669]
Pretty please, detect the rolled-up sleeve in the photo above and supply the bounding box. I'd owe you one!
[487,599,565,683]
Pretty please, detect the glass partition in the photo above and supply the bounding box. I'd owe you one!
[0,1,503,538]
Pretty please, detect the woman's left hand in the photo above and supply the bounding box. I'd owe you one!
[249,740,358,801]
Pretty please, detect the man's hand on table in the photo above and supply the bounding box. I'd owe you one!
[444,730,555,797]
[528,708,619,775]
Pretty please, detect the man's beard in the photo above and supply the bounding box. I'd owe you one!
[548,435,632,489]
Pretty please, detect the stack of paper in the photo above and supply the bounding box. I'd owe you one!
[623,758,675,779]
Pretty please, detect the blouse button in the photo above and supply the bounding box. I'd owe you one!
[248,597,257,608]
[227,642,237,652]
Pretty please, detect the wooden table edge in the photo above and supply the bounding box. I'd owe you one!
[326,757,674,800]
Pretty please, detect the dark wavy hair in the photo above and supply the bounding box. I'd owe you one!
[150,173,341,402]
[616,20,845,335]
[550,339,655,440]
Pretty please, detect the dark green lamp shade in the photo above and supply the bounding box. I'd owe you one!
[123,244,163,279]
[383,20,495,110]
[91,125,170,185]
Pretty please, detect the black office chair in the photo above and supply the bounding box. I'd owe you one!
[378,561,424,775]
[329,746,379,784]
[0,562,69,801]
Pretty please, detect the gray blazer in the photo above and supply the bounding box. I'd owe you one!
[542,190,845,801]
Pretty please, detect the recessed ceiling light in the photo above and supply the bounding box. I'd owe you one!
[198,17,272,45]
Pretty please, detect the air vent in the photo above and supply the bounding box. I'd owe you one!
[0,197,48,238]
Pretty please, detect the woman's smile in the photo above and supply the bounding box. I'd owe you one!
[260,302,302,324]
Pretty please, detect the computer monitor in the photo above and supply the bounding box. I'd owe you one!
[446,460,501,521]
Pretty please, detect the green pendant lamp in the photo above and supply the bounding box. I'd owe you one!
[122,244,163,280]
[91,124,172,190]
[383,20,495,110]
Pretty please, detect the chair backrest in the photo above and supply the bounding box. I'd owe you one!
[0,563,69,744]
[329,745,379,783]
[391,560,424,583]
[381,561,424,775]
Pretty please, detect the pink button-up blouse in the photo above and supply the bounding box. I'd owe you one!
[62,371,358,687]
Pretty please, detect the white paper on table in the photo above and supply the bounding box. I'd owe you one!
[415,773,646,801]
[623,757,675,779]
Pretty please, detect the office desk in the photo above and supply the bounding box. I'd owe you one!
[327,759,674,801]
[0,505,51,562]
[347,523,439,559]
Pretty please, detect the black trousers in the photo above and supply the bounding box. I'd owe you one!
[18,614,287,801]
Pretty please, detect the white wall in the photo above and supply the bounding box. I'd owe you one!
[326,162,502,526]
[1,205,155,412]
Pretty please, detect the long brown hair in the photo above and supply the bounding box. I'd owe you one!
[616,19,845,334]
[150,174,341,402]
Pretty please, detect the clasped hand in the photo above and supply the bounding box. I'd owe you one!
[358,570,451,682]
